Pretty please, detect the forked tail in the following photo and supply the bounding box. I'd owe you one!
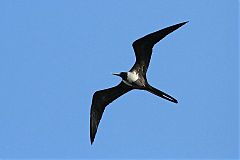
[146,85,178,103]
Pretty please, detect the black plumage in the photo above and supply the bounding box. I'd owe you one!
[90,21,188,144]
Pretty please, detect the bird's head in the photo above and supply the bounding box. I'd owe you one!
[112,72,127,80]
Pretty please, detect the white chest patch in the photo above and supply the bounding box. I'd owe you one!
[127,71,139,82]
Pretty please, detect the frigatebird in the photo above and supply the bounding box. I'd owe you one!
[90,21,188,144]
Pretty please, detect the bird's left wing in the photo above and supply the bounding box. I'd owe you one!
[90,81,132,144]
[131,21,188,75]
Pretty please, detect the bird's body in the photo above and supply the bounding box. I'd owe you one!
[125,71,139,84]
[90,21,188,144]
[118,71,146,88]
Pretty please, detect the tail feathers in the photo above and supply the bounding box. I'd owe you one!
[147,86,178,103]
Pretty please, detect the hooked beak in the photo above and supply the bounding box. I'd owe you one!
[112,72,121,76]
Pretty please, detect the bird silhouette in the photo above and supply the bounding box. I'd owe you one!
[90,21,188,144]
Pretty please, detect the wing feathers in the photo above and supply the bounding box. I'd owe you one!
[131,21,188,74]
[90,82,132,144]
[90,21,187,144]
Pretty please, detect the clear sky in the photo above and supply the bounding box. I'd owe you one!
[0,0,238,159]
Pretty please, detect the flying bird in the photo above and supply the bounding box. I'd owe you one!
[90,21,188,144]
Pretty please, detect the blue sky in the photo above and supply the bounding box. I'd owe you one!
[0,0,238,159]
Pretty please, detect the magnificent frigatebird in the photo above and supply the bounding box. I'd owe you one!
[90,21,188,144]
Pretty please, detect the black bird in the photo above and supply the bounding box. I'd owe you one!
[90,21,188,144]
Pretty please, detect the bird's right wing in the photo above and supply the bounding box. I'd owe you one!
[131,21,188,75]
[90,81,132,144]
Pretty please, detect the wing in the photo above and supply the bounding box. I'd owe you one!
[90,81,132,144]
[131,21,188,75]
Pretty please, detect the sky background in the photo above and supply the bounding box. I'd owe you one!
[0,0,238,159]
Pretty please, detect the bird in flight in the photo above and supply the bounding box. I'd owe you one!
[90,21,188,144]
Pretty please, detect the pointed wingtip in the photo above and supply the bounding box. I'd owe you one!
[164,21,189,34]
[179,21,189,26]
[90,136,94,145]
[90,128,95,145]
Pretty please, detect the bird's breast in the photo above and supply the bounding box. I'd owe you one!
[127,71,139,83]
